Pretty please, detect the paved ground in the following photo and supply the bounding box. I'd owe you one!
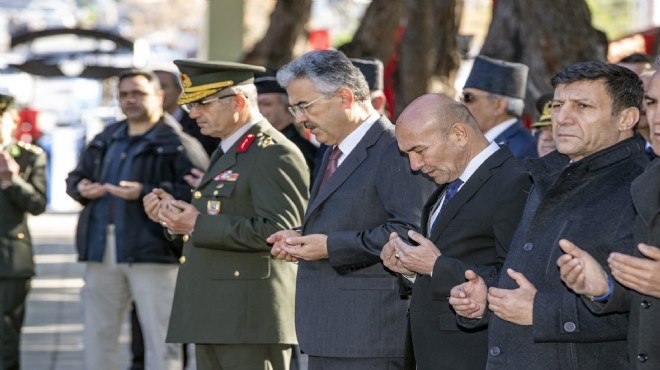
[21,211,307,370]
[22,211,133,370]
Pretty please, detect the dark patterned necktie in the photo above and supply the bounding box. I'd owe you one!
[429,178,464,233]
[319,146,342,189]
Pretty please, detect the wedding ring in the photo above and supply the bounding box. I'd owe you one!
[394,253,400,259]
[161,221,167,227]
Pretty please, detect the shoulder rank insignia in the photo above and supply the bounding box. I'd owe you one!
[257,134,273,148]
[16,141,43,155]
[237,134,255,152]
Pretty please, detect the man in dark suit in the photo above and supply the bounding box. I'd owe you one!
[450,61,647,369]
[380,94,531,370]
[0,92,47,370]
[461,55,537,159]
[147,60,309,370]
[268,50,436,370]
[556,65,660,370]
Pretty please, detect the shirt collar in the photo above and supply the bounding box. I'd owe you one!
[336,112,380,166]
[484,118,517,142]
[458,141,500,184]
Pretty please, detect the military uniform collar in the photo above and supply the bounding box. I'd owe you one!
[220,113,264,153]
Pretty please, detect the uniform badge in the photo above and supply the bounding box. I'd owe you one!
[207,200,221,215]
[237,134,255,152]
[214,170,239,182]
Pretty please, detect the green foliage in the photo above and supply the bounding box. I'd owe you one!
[586,0,631,40]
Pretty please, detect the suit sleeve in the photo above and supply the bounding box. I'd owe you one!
[429,169,532,299]
[3,150,47,215]
[192,144,309,252]
[326,142,436,272]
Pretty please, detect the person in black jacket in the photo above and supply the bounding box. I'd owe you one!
[557,65,660,370]
[65,69,207,370]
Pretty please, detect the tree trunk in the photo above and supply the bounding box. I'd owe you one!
[241,0,312,68]
[397,0,461,115]
[480,0,607,117]
[431,0,463,97]
[397,0,434,115]
[337,0,405,62]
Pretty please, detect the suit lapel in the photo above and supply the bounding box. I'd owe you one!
[305,117,390,222]
[631,160,660,228]
[429,148,509,241]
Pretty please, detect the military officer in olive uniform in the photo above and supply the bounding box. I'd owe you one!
[144,60,309,370]
[0,92,47,370]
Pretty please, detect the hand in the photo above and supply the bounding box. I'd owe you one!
[557,239,609,296]
[77,178,107,199]
[279,233,328,261]
[380,232,416,276]
[267,230,301,262]
[392,230,441,276]
[487,268,537,325]
[104,180,143,201]
[449,270,488,318]
[0,150,19,182]
[143,188,174,223]
[184,168,205,188]
[609,243,660,299]
[158,199,198,235]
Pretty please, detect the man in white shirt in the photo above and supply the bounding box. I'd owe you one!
[381,93,531,370]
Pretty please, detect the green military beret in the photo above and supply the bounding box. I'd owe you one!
[0,93,15,115]
[173,60,266,105]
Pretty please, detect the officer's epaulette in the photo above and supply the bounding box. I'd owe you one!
[16,141,44,155]
[255,132,274,148]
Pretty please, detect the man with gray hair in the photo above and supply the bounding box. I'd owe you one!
[268,50,435,369]
[461,55,537,159]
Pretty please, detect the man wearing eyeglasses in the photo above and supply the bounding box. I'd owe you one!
[146,60,309,370]
[268,50,436,370]
[461,55,538,159]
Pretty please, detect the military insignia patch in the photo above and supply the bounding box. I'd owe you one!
[237,134,255,152]
[207,200,221,215]
[214,170,239,182]
[180,73,192,88]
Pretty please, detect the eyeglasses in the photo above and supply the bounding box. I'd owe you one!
[288,95,325,117]
[460,91,492,104]
[183,94,240,113]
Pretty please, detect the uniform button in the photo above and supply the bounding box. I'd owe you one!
[563,322,576,332]
[640,300,651,309]
[193,191,202,199]
[490,347,501,357]
[179,256,186,264]
[523,242,533,251]
[17,233,25,239]
[234,270,240,277]
[637,353,648,363]
[182,234,189,243]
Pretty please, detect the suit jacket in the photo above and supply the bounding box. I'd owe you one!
[584,158,660,370]
[296,117,437,358]
[0,141,47,278]
[167,119,309,345]
[493,120,538,159]
[409,147,531,370]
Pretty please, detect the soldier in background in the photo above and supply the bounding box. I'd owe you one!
[0,91,47,370]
